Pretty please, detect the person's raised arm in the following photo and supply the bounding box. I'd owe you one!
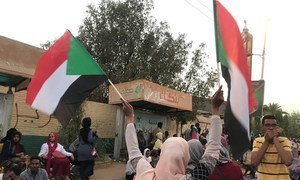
[211,86,224,116]
[200,86,224,174]
[122,98,134,125]
[121,98,142,160]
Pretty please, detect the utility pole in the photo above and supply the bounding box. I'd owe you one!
[261,20,269,80]
[242,20,253,79]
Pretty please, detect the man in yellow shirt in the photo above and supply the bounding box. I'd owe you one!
[251,115,292,180]
[149,122,163,148]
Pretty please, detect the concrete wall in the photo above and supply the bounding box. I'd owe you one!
[0,35,44,78]
[181,115,225,135]
[84,101,118,138]
[0,86,118,138]
[0,86,223,140]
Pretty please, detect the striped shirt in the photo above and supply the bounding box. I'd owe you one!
[252,136,292,180]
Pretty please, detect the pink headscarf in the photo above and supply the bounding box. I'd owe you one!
[136,137,190,180]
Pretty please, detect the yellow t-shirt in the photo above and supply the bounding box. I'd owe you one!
[252,136,292,180]
[153,139,162,150]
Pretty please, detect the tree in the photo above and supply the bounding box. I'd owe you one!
[78,0,217,106]
[170,43,218,133]
[40,40,56,50]
[57,105,84,147]
[287,111,300,138]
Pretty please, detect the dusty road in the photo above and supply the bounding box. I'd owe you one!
[90,161,126,180]
[87,161,256,180]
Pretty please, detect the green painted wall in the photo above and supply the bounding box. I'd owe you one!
[21,135,47,156]
[21,135,115,156]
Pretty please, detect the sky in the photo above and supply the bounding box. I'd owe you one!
[0,0,299,113]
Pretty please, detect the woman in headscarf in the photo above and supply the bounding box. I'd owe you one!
[77,117,98,180]
[0,131,26,167]
[208,144,243,180]
[186,139,204,174]
[143,148,152,163]
[0,128,17,143]
[137,137,190,179]
[39,132,74,180]
[121,86,225,180]
[191,125,199,140]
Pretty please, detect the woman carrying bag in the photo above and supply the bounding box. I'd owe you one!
[77,117,98,180]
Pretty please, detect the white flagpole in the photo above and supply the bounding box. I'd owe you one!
[213,0,221,88]
[261,19,269,80]
[108,79,125,100]
[216,62,221,87]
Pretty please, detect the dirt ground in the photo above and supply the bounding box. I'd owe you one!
[90,161,126,180]
[88,161,257,180]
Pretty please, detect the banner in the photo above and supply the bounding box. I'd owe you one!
[251,80,265,117]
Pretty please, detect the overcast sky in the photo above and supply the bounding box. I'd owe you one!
[0,0,299,113]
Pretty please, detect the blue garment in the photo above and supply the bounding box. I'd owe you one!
[77,130,97,161]
[77,129,97,180]
[79,159,95,180]
[0,140,26,162]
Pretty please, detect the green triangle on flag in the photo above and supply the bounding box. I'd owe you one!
[216,20,229,68]
[67,35,106,75]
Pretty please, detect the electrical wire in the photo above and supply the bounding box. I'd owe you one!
[183,0,213,21]
[195,0,213,13]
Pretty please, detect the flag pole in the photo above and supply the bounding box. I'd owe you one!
[108,79,125,100]
[213,0,221,87]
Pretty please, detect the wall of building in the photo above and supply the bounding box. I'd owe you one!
[1,86,224,138]
[84,101,118,138]
[180,115,225,136]
[0,87,119,155]
[0,86,214,155]
[0,87,118,138]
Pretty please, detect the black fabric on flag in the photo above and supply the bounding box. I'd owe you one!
[53,75,107,127]
[222,65,250,160]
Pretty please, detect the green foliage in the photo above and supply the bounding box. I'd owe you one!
[78,0,217,125]
[170,43,218,125]
[94,138,114,154]
[287,111,300,138]
[40,40,56,50]
[57,105,84,147]
[78,0,217,104]
[253,104,300,138]
[173,43,218,97]
[250,116,262,137]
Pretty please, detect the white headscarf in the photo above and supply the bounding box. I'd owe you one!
[143,148,152,163]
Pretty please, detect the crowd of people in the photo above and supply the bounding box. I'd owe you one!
[0,117,98,180]
[122,86,298,180]
[0,87,297,179]
[123,86,246,179]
